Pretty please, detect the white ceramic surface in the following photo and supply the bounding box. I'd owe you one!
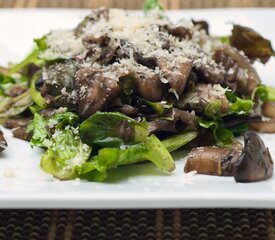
[0,9,275,209]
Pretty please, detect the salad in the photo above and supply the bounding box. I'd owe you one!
[0,0,274,183]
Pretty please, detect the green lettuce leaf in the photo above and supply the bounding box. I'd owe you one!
[120,73,135,96]
[8,48,44,75]
[228,122,249,135]
[26,112,48,148]
[50,111,79,129]
[0,90,33,119]
[145,101,172,115]
[198,118,234,146]
[78,112,177,181]
[77,134,175,181]
[143,0,164,13]
[0,71,28,96]
[41,127,91,180]
[220,36,230,45]
[161,131,198,152]
[0,73,15,96]
[30,70,47,108]
[265,86,275,101]
[34,35,48,51]
[34,35,64,61]
[27,109,79,148]
[203,89,253,119]
[75,162,107,182]
[79,112,149,146]
[27,109,90,180]
[204,99,223,119]
[226,91,254,115]
[254,85,275,102]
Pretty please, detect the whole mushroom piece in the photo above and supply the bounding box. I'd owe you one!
[0,129,8,153]
[262,101,275,119]
[234,131,274,182]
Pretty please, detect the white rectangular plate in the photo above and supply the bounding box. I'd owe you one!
[0,9,275,209]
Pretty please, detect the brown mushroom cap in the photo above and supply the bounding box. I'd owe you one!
[250,119,275,133]
[0,129,7,152]
[234,131,274,183]
[213,45,261,96]
[262,101,275,119]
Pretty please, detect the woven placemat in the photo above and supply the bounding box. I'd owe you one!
[1,0,275,9]
[0,209,274,240]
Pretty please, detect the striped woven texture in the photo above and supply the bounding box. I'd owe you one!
[1,0,275,8]
[0,209,274,240]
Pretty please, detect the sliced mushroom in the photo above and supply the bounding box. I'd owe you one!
[167,26,193,39]
[192,47,225,85]
[157,58,192,97]
[223,114,261,128]
[75,66,121,118]
[134,52,157,69]
[192,20,209,34]
[83,34,118,64]
[133,68,163,102]
[262,101,275,118]
[4,117,32,129]
[0,66,9,75]
[118,104,138,117]
[4,118,33,141]
[184,144,241,176]
[148,108,197,134]
[148,119,178,134]
[0,129,7,152]
[234,131,273,182]
[250,119,275,133]
[12,127,32,141]
[213,45,261,96]
[177,83,229,116]
[6,85,27,97]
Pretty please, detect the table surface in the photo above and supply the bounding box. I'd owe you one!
[0,0,275,9]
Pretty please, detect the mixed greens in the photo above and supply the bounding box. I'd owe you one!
[1,0,274,182]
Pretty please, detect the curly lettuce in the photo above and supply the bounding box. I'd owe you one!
[41,126,91,180]
[27,109,91,180]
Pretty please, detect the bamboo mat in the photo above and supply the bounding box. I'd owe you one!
[0,209,274,240]
[1,0,275,8]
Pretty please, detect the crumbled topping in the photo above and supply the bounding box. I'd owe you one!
[43,30,88,59]
[78,8,224,77]
[3,167,16,178]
